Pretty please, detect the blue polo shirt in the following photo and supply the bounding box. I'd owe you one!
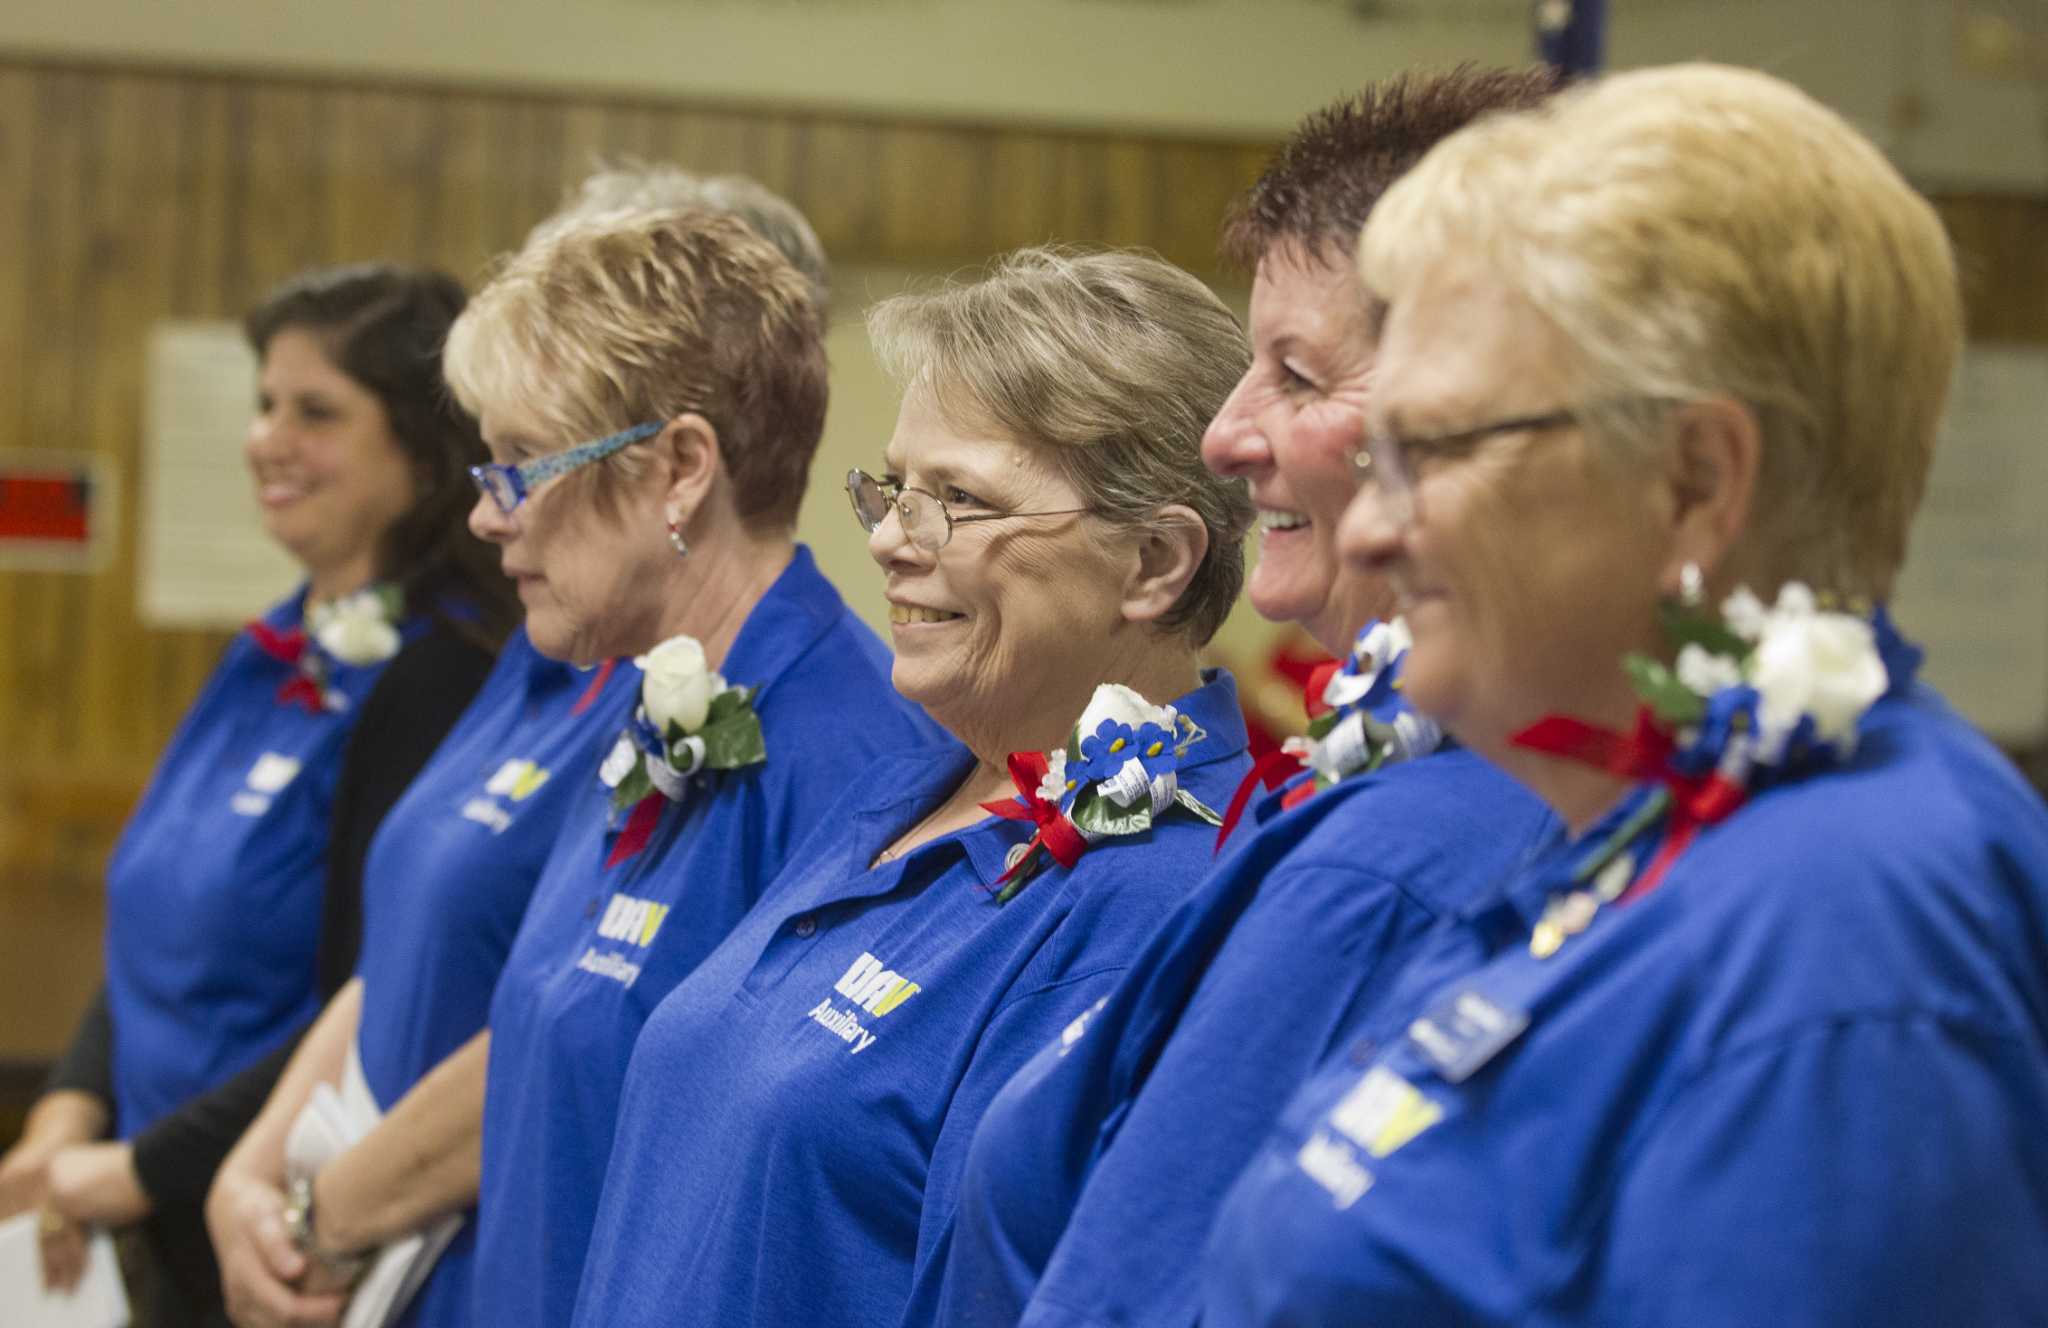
[568,672,1252,1328]
[472,547,941,1328]
[351,627,638,1328]
[924,746,1557,1328]
[104,588,413,1136]
[1202,684,2048,1327]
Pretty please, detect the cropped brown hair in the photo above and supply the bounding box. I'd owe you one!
[868,247,1253,646]
[1220,63,1560,271]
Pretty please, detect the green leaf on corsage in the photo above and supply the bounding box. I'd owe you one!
[1069,788,1155,838]
[608,759,655,817]
[1656,600,1751,661]
[696,686,767,769]
[1624,654,1707,726]
[1173,787,1223,827]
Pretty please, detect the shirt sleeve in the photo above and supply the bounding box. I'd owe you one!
[1589,1013,2048,1326]
[905,971,1128,1328]
[44,985,114,1106]
[1022,863,1437,1328]
[130,1034,301,1209]
[319,624,497,996]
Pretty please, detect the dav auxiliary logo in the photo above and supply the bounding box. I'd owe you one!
[461,758,552,834]
[807,951,920,1055]
[230,752,302,817]
[572,891,671,990]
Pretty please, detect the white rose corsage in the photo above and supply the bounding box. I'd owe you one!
[598,634,765,868]
[245,584,403,713]
[1512,581,1919,957]
[979,682,1222,904]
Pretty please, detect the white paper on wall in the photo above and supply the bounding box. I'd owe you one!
[1891,343,2048,745]
[138,321,299,628]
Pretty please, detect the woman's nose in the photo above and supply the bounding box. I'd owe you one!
[469,489,516,544]
[1199,380,1271,479]
[245,413,283,464]
[865,498,926,569]
[1336,478,1409,574]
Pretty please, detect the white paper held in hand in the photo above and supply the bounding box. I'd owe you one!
[0,1211,130,1328]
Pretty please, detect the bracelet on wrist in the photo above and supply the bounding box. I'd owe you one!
[280,1174,367,1282]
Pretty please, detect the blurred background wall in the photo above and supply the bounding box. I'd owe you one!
[1,0,2044,1100]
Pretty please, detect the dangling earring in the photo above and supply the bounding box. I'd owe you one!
[667,518,689,559]
[1677,560,1705,608]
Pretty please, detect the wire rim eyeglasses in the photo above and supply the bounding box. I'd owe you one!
[845,469,1096,553]
[1346,409,1585,523]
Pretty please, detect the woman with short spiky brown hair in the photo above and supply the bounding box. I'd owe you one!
[1205,63,2048,1325]
[917,66,1565,1328]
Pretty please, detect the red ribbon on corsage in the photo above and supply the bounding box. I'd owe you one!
[573,658,619,716]
[1300,660,1341,720]
[980,751,1089,887]
[244,620,326,713]
[1214,749,1310,851]
[604,791,667,870]
[1511,705,1747,902]
[1214,659,1344,851]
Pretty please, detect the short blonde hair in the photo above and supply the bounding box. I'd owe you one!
[445,206,827,530]
[1359,63,1962,599]
[867,246,1253,645]
[527,160,831,316]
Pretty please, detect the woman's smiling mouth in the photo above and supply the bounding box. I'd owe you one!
[889,603,966,626]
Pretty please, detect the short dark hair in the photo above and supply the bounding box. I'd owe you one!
[1220,64,1561,272]
[246,263,517,646]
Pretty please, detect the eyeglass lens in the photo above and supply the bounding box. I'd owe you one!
[893,489,947,550]
[471,466,520,515]
[1367,433,1417,525]
[849,471,954,552]
[849,473,893,530]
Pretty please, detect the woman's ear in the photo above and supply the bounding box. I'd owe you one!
[656,412,722,532]
[1119,504,1209,626]
[1658,396,1760,599]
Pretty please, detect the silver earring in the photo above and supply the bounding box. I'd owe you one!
[667,520,689,559]
[1678,560,1704,608]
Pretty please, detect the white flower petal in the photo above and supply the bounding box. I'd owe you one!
[1675,643,1745,697]
[636,634,714,734]
[1078,683,1169,737]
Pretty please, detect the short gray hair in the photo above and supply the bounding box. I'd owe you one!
[867,246,1253,645]
[1360,64,1961,599]
[528,159,831,317]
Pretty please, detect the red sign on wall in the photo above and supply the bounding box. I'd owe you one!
[0,453,112,570]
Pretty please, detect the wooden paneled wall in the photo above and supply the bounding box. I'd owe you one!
[1,56,2044,1057]
[0,56,1271,1055]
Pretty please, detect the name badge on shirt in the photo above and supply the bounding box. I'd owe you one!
[1407,984,1528,1084]
[231,752,303,817]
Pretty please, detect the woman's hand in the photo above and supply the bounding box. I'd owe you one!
[0,1091,114,1293]
[36,1207,91,1293]
[207,1166,347,1328]
[34,1141,149,1292]
[0,1090,107,1219]
[44,1142,150,1226]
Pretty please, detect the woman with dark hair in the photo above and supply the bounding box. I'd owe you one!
[0,263,514,1325]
